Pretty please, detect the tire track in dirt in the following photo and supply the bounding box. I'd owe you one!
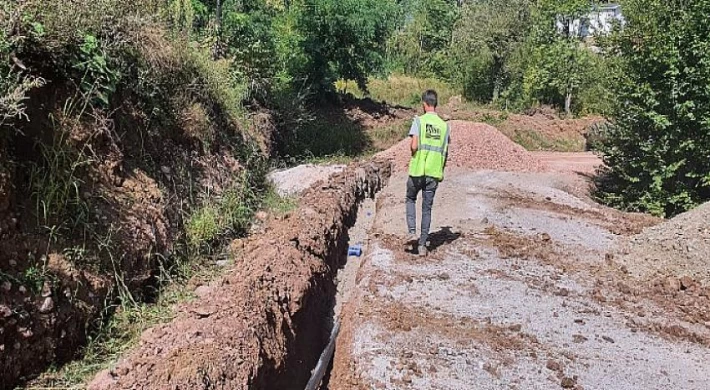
[330,169,710,390]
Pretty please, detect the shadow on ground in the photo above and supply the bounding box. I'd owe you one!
[428,226,462,251]
[404,226,462,254]
[277,95,412,163]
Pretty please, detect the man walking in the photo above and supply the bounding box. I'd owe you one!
[406,90,450,256]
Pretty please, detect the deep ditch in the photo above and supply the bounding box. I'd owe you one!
[86,160,391,390]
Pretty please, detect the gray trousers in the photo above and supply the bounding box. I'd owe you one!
[406,176,439,247]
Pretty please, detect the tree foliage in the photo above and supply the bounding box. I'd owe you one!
[295,0,397,93]
[452,0,531,102]
[597,0,710,217]
[386,0,614,115]
[387,0,460,79]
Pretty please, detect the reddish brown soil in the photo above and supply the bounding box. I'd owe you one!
[342,96,414,129]
[534,151,603,176]
[439,101,603,152]
[499,113,604,150]
[0,93,267,388]
[87,160,391,390]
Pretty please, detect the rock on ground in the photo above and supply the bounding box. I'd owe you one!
[268,164,346,197]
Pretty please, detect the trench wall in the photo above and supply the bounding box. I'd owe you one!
[88,159,391,390]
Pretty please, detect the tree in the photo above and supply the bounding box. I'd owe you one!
[452,0,532,102]
[387,0,460,79]
[297,0,398,93]
[529,0,594,115]
[597,0,710,216]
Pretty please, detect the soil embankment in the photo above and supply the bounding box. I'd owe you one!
[88,160,391,389]
[0,88,270,390]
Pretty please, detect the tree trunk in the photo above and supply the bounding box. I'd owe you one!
[212,0,223,59]
[565,90,573,116]
[491,56,504,103]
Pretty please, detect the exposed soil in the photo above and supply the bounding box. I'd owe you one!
[534,151,602,176]
[342,96,414,130]
[87,160,390,389]
[329,165,710,390]
[0,85,270,388]
[9,102,708,390]
[439,101,604,152]
[616,202,710,285]
[498,113,604,151]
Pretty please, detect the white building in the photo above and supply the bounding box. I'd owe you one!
[558,3,625,39]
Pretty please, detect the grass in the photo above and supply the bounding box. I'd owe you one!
[336,74,461,108]
[186,171,262,252]
[26,259,219,389]
[368,121,410,151]
[280,110,370,163]
[262,188,298,215]
[511,129,586,152]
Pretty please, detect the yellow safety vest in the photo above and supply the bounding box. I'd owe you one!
[408,113,449,180]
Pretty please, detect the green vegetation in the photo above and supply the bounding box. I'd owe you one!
[2,0,710,386]
[186,170,263,252]
[596,0,710,217]
[262,188,298,215]
[31,259,218,389]
[385,0,615,116]
[337,75,460,108]
[511,130,585,152]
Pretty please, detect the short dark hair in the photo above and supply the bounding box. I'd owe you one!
[422,89,438,108]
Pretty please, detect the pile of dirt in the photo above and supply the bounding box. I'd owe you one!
[377,120,547,173]
[268,164,346,197]
[88,160,391,390]
[617,202,710,285]
[498,113,605,151]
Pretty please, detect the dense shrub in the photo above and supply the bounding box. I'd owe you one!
[596,0,710,217]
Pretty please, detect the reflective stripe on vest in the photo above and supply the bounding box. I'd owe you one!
[419,144,446,153]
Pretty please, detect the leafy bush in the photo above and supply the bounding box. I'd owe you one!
[596,0,710,217]
[296,0,398,93]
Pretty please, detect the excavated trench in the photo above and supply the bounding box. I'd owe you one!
[87,160,391,390]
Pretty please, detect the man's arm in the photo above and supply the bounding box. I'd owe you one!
[444,123,451,168]
[410,135,418,156]
[409,117,420,156]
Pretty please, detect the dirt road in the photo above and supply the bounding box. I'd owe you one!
[328,167,710,390]
[82,143,710,390]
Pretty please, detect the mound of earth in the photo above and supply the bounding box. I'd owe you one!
[618,202,710,285]
[268,164,346,197]
[377,120,547,173]
[87,160,391,390]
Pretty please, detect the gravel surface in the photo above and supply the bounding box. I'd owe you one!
[329,171,710,390]
[268,164,346,196]
[618,202,710,285]
[376,120,548,173]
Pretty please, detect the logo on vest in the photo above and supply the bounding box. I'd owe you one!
[425,123,441,140]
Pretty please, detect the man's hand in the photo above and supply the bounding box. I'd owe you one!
[410,135,418,156]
